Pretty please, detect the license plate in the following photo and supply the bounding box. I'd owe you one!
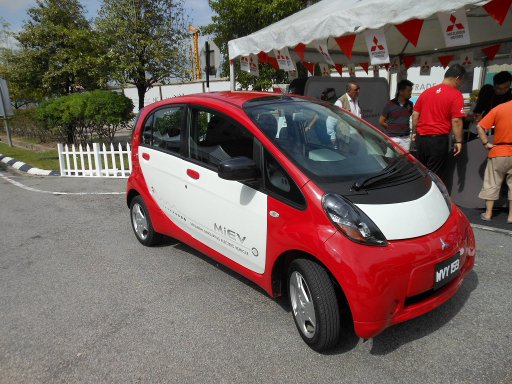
[434,253,460,290]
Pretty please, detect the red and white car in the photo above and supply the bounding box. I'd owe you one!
[126,91,475,351]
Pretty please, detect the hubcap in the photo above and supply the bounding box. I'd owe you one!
[289,271,316,338]
[132,203,149,240]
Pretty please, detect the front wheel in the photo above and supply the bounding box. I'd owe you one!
[130,195,162,246]
[288,259,340,351]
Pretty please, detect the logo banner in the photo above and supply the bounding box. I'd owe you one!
[419,57,432,76]
[364,29,390,65]
[240,55,259,76]
[460,52,474,70]
[274,48,296,71]
[318,63,331,77]
[315,40,335,66]
[438,10,470,47]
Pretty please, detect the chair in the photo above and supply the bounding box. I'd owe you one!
[257,113,278,138]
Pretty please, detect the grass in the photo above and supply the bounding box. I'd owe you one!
[0,141,60,170]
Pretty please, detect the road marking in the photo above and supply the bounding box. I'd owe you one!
[0,172,124,195]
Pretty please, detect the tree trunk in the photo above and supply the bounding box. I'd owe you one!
[137,84,145,110]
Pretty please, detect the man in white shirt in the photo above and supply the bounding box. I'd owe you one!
[335,81,361,117]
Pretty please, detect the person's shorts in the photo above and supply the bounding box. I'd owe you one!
[478,156,512,200]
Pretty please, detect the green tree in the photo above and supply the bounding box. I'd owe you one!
[204,0,315,90]
[96,0,190,110]
[13,0,108,97]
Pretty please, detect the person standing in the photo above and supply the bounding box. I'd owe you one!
[335,81,361,117]
[477,100,512,223]
[411,64,466,176]
[473,71,512,121]
[379,79,414,151]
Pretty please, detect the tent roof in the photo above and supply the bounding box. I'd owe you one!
[228,0,512,65]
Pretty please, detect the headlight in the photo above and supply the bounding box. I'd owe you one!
[322,194,387,246]
[428,171,452,213]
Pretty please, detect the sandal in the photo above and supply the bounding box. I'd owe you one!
[480,213,492,221]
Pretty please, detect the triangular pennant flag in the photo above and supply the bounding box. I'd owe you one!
[364,29,390,65]
[438,10,471,47]
[334,64,343,76]
[403,55,416,69]
[258,52,268,63]
[395,19,424,47]
[360,62,369,74]
[268,57,279,71]
[293,43,306,62]
[483,0,512,26]
[334,34,356,60]
[315,40,335,65]
[318,63,331,77]
[438,54,454,68]
[303,61,316,75]
[482,44,501,61]
[419,57,432,76]
[383,63,390,70]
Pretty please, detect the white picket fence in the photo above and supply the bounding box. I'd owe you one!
[57,142,132,177]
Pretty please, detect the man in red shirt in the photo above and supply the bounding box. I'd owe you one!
[477,100,512,223]
[412,64,466,177]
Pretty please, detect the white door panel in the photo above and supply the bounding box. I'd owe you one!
[140,149,267,274]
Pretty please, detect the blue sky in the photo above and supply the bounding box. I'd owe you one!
[0,0,214,31]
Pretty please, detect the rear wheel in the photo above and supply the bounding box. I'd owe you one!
[130,195,162,246]
[288,258,340,351]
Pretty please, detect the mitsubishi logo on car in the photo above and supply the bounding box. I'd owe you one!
[440,238,449,251]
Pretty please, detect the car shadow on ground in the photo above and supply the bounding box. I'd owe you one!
[159,236,478,356]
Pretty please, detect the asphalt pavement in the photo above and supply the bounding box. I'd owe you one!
[1,162,511,383]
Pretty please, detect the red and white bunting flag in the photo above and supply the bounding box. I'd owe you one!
[389,57,400,74]
[248,54,259,76]
[303,61,316,76]
[318,63,331,77]
[419,57,432,76]
[240,56,250,73]
[315,40,335,65]
[274,48,296,72]
[348,64,356,77]
[438,10,471,48]
[460,52,474,70]
[334,64,343,76]
[364,29,390,65]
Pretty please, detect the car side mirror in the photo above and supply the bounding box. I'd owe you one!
[218,157,260,182]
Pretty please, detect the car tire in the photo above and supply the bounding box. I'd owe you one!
[287,258,340,351]
[130,195,162,246]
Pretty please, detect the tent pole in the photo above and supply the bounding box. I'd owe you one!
[230,60,235,91]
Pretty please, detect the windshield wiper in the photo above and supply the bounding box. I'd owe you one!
[351,156,409,191]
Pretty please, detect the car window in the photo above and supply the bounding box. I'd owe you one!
[189,109,255,167]
[141,106,184,153]
[245,98,401,183]
[264,150,305,207]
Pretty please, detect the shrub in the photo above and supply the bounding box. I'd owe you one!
[37,90,134,144]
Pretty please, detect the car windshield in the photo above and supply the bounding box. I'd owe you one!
[244,97,403,183]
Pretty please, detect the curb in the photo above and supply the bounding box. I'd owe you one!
[0,154,60,176]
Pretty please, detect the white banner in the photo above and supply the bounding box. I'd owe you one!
[274,48,296,72]
[318,63,331,77]
[389,57,400,74]
[438,10,470,47]
[364,29,390,65]
[315,40,335,66]
[240,55,259,76]
[460,51,474,70]
[419,57,432,76]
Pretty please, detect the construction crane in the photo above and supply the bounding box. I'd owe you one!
[188,24,201,80]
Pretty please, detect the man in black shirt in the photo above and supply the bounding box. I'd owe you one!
[473,71,512,121]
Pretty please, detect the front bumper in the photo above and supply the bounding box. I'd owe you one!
[323,205,475,339]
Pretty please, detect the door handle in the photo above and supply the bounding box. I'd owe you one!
[187,169,200,179]
[142,152,150,160]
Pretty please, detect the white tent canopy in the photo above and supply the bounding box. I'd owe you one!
[228,0,512,85]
